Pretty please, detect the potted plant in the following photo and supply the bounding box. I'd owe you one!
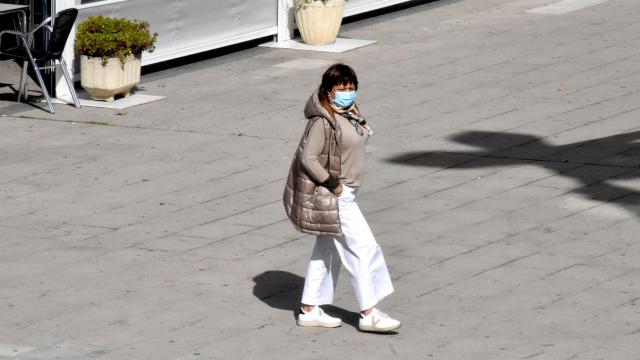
[294,0,345,45]
[75,16,158,102]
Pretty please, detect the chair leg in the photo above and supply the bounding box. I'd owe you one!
[18,61,28,101]
[25,55,55,114]
[59,58,80,108]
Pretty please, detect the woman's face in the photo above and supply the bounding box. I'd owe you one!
[330,82,356,97]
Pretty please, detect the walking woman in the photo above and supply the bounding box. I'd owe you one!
[283,63,400,333]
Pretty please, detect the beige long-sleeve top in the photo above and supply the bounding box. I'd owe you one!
[301,113,370,188]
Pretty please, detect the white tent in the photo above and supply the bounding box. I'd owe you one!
[54,0,415,100]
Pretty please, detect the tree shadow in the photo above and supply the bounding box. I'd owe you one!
[387,130,640,218]
[252,271,360,328]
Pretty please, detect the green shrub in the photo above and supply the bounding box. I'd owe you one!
[75,16,158,65]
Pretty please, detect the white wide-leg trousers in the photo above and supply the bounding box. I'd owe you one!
[301,184,394,311]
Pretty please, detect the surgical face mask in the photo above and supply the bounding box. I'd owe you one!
[331,91,357,108]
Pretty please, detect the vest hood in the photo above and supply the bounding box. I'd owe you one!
[304,89,337,128]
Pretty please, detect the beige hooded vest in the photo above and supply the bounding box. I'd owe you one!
[283,91,342,236]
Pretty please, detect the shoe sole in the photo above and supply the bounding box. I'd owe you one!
[359,323,401,333]
[297,319,342,328]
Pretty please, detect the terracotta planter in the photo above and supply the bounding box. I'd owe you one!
[80,53,141,102]
[294,0,345,45]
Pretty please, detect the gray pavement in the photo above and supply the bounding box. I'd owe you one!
[1,0,639,359]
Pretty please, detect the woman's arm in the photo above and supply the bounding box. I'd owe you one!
[301,119,331,183]
[300,119,343,196]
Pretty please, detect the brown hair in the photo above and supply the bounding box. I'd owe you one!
[318,63,359,116]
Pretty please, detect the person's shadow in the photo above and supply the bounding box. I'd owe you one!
[387,130,640,218]
[252,271,360,328]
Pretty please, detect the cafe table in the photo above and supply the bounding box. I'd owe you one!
[0,4,28,34]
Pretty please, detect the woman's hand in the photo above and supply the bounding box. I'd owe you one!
[321,175,341,195]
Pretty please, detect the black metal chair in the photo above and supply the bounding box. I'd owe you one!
[0,8,79,113]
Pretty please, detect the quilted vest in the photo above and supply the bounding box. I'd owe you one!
[283,115,342,236]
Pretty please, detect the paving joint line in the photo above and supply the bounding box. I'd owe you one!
[414,188,636,297]
[5,115,288,141]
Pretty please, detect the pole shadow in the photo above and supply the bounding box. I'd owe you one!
[252,270,360,328]
[387,130,640,218]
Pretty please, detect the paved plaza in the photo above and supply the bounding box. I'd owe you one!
[1,0,639,359]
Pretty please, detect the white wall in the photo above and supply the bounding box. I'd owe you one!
[344,0,414,17]
[74,0,278,66]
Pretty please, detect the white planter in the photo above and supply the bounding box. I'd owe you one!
[294,0,345,45]
[80,53,141,102]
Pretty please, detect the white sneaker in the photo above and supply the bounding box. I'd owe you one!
[359,308,401,333]
[297,306,342,328]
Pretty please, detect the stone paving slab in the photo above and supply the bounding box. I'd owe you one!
[1,0,640,359]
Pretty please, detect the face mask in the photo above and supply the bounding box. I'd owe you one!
[331,91,357,108]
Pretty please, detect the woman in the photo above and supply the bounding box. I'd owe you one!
[283,63,400,333]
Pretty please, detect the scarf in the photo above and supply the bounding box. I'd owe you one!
[330,103,373,135]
